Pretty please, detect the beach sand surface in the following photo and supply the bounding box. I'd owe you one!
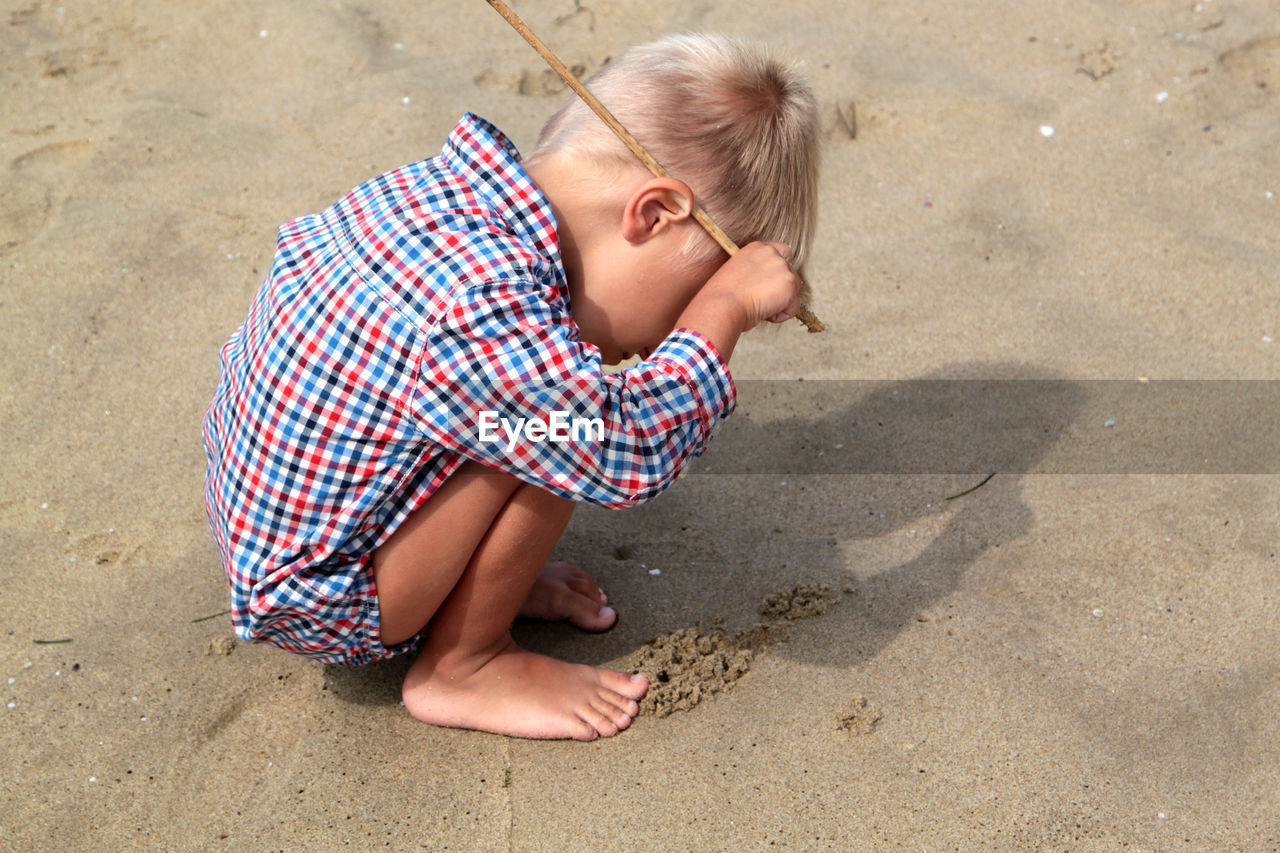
[2,0,1277,848]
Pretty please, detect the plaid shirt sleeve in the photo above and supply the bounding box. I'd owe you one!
[413,276,736,508]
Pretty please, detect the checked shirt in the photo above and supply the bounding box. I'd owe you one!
[202,114,736,664]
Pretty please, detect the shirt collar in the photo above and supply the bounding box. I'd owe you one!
[441,113,568,299]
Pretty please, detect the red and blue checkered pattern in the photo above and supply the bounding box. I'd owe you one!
[202,114,736,664]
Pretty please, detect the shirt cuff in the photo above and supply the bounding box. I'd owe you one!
[647,328,737,447]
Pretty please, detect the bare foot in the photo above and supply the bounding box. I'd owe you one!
[518,560,616,631]
[402,637,650,740]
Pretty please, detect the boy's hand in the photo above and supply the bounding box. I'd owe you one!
[705,241,802,329]
[675,241,802,363]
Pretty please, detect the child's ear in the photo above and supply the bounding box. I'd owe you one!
[621,178,695,243]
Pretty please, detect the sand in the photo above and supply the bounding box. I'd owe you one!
[624,626,753,718]
[2,0,1278,849]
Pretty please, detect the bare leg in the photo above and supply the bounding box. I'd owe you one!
[371,461,648,740]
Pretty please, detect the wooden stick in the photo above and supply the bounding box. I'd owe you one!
[483,0,825,333]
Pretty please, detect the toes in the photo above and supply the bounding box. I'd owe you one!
[594,689,639,721]
[550,561,608,603]
[580,705,621,738]
[587,604,617,631]
[564,596,616,632]
[564,572,607,606]
[568,573,606,602]
[579,671,646,737]
[524,562,612,627]
[568,719,601,741]
[615,672,649,700]
[590,694,634,733]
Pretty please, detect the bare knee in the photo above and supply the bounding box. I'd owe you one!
[372,462,575,648]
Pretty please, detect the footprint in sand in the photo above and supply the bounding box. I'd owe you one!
[0,138,97,253]
[329,4,411,73]
[836,696,883,736]
[1,177,52,255]
[1219,34,1279,95]
[474,59,605,97]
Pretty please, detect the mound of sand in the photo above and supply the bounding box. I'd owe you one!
[758,583,840,620]
[624,626,753,718]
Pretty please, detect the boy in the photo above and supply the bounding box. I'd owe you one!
[203,34,820,740]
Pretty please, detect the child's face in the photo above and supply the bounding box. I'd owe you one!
[573,248,724,365]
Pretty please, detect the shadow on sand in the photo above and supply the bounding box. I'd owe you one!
[326,362,1083,701]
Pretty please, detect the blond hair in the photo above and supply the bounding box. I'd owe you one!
[529,33,820,275]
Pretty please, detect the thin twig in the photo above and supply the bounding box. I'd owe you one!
[483,0,824,333]
[32,638,73,645]
[944,472,997,501]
